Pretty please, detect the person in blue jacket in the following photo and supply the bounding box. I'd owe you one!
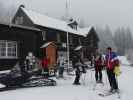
[105,47,119,93]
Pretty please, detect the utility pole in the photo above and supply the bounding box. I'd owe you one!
[9,0,14,27]
[66,0,70,73]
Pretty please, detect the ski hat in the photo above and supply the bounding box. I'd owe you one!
[107,47,112,51]
[28,52,33,57]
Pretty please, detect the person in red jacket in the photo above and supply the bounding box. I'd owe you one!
[41,57,49,78]
[94,53,104,83]
[105,47,119,93]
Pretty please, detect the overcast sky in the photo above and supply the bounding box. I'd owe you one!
[0,0,133,31]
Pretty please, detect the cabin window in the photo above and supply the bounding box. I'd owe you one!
[15,16,23,25]
[42,31,46,40]
[57,33,61,43]
[0,40,17,59]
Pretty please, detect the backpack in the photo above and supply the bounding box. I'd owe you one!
[113,65,121,76]
[113,59,121,76]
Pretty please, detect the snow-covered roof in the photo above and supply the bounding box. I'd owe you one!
[21,7,91,37]
[40,42,55,48]
[78,27,93,37]
[74,45,82,51]
[0,23,41,32]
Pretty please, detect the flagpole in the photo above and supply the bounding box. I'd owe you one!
[66,0,70,73]
[67,26,70,73]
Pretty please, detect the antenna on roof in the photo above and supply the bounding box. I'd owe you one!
[65,0,70,21]
[9,1,15,27]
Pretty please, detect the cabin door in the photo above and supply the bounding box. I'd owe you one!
[46,45,56,68]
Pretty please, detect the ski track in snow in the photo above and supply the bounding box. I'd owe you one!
[0,56,132,100]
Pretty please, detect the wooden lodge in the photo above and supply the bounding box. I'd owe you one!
[0,5,99,70]
[0,23,42,70]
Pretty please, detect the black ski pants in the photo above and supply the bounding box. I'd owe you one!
[107,69,118,90]
[95,68,102,82]
[74,69,81,84]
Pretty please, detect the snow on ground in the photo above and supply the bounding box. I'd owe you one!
[0,56,132,100]
[118,56,131,66]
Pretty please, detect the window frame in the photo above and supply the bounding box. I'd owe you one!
[42,31,46,41]
[0,40,18,59]
[15,16,23,25]
[57,33,61,43]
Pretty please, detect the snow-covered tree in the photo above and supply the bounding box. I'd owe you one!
[96,26,116,54]
[113,27,133,55]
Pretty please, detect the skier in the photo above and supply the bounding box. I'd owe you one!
[73,54,85,85]
[25,52,36,71]
[72,53,79,69]
[94,49,104,83]
[90,54,95,67]
[41,57,49,78]
[57,54,65,78]
[105,47,119,93]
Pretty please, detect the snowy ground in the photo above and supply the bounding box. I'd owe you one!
[0,56,132,100]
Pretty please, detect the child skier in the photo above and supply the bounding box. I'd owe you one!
[73,54,85,85]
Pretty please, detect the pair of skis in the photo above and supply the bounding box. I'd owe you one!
[92,82,121,99]
[98,90,121,99]
[92,82,104,91]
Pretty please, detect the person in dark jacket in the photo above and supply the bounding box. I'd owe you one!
[105,47,119,93]
[72,54,79,69]
[73,54,85,85]
[73,62,82,85]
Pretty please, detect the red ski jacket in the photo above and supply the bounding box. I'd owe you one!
[95,59,103,71]
[41,58,49,69]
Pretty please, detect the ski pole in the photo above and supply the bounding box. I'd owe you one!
[104,68,110,91]
[82,73,86,86]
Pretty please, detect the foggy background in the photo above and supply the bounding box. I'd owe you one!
[0,0,133,31]
[0,0,133,58]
